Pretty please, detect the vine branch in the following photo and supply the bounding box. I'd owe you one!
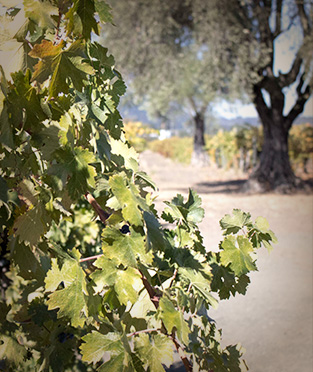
[79,254,103,263]
[85,192,111,225]
[127,328,159,338]
[82,192,192,371]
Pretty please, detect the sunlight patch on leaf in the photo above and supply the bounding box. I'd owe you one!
[135,333,173,372]
[158,297,189,344]
[220,236,257,276]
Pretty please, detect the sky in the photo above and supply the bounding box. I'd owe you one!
[213,96,312,119]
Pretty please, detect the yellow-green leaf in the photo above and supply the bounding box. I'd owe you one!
[220,235,257,276]
[158,297,189,344]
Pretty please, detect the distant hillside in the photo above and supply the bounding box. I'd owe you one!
[216,116,313,129]
[120,105,313,131]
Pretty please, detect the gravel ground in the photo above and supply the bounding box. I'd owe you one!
[139,150,313,372]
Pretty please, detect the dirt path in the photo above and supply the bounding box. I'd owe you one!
[139,150,313,372]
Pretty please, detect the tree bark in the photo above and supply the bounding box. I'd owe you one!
[191,111,209,166]
[246,118,299,193]
[245,85,305,193]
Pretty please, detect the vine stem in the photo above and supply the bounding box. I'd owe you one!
[127,328,159,338]
[54,10,62,44]
[137,269,193,371]
[79,254,103,263]
[81,192,193,372]
[138,270,160,309]
[85,192,111,224]
[171,336,192,372]
[168,268,178,289]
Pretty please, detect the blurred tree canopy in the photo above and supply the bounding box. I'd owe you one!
[101,0,239,165]
[103,0,312,191]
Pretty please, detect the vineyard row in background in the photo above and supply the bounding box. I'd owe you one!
[124,121,313,175]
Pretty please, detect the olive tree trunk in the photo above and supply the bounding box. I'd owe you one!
[247,118,299,192]
[246,83,309,193]
[191,111,209,166]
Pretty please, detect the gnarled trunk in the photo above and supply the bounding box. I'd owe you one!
[191,111,209,166]
[247,119,300,193]
[245,83,305,193]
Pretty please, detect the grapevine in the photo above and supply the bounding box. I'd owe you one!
[0,2,276,371]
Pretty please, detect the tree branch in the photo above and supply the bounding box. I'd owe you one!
[285,82,311,130]
[253,84,271,126]
[278,53,303,88]
[188,96,198,116]
[273,0,283,38]
[297,1,311,36]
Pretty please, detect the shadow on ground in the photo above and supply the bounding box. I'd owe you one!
[195,179,247,194]
[194,178,313,195]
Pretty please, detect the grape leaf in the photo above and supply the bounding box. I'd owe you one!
[45,258,64,292]
[18,179,38,206]
[32,122,61,160]
[81,331,124,364]
[0,176,9,206]
[0,334,27,367]
[0,104,14,149]
[24,0,58,29]
[0,176,19,218]
[220,236,257,276]
[30,40,95,97]
[58,112,75,147]
[98,351,128,372]
[211,263,237,300]
[219,209,251,234]
[211,262,250,300]
[48,146,96,199]
[129,290,156,319]
[80,330,143,372]
[91,256,142,305]
[255,216,269,232]
[7,70,47,132]
[235,274,250,295]
[178,268,218,308]
[110,79,127,104]
[94,0,113,24]
[163,189,204,228]
[10,240,45,281]
[91,256,119,293]
[109,174,145,226]
[110,137,139,171]
[46,278,88,328]
[157,297,189,344]
[114,267,142,305]
[87,42,115,68]
[76,0,99,38]
[45,251,88,327]
[135,333,173,372]
[252,216,278,252]
[184,189,205,224]
[102,226,153,266]
[143,211,169,252]
[14,203,51,246]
